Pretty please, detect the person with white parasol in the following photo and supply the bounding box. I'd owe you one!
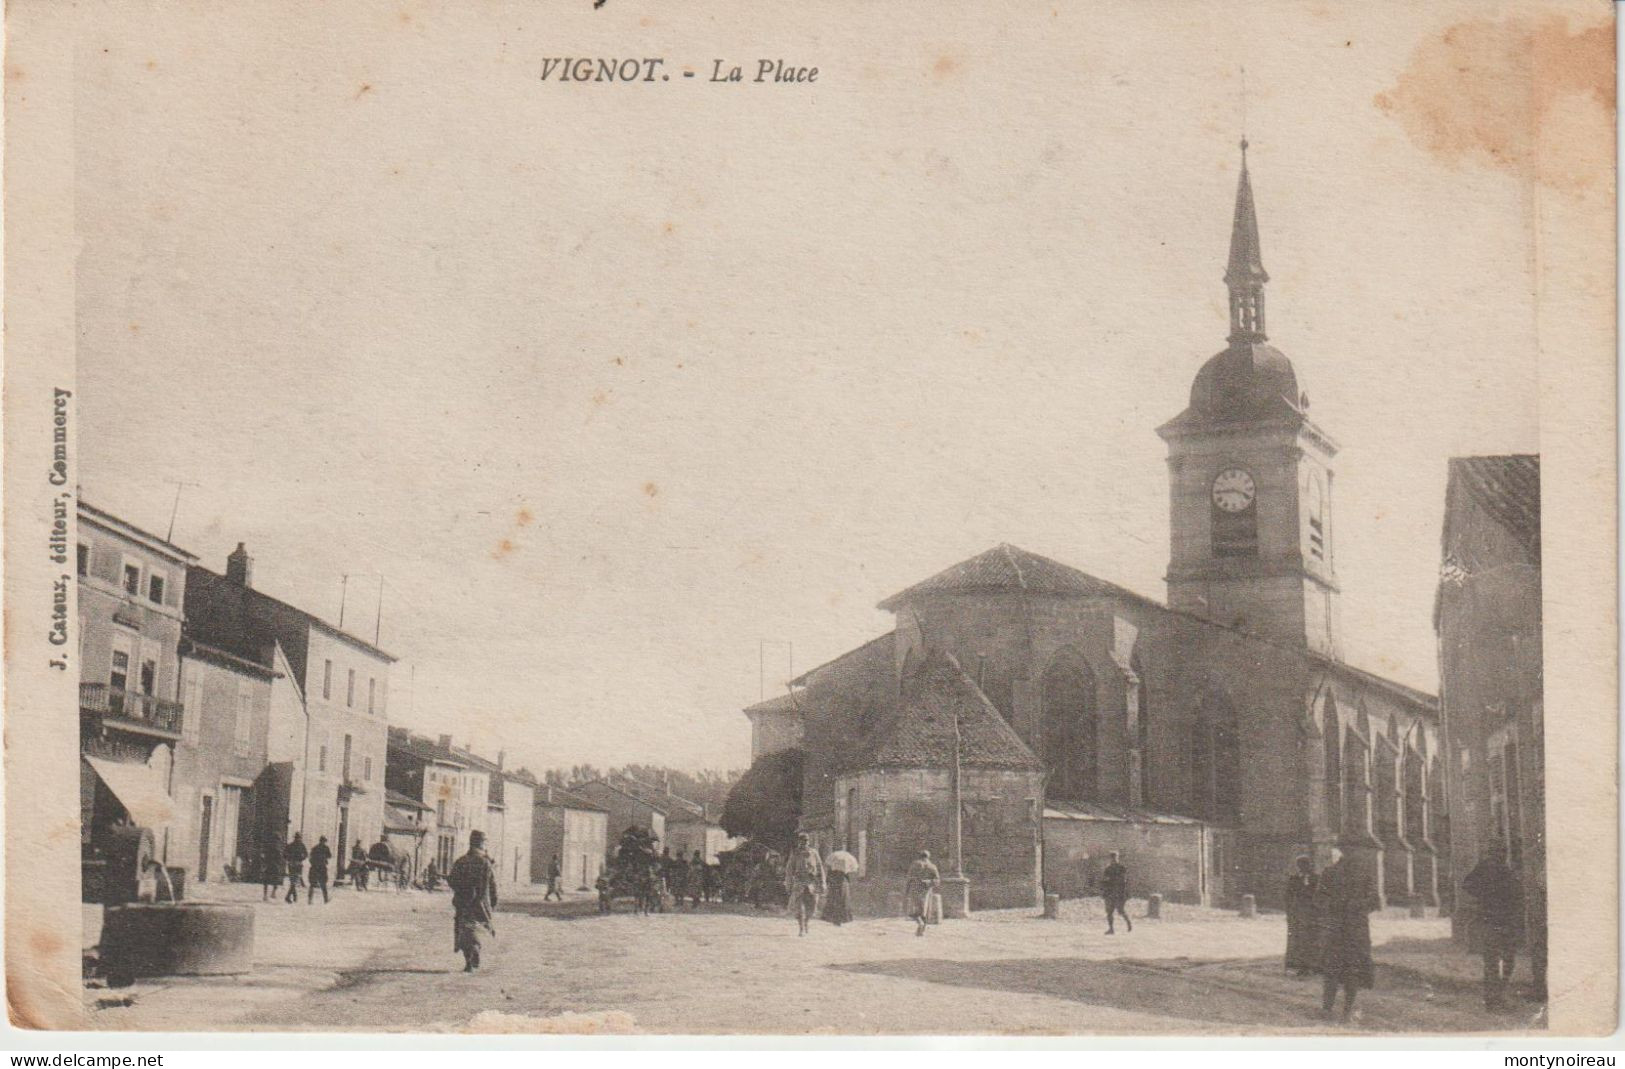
[823,845,858,926]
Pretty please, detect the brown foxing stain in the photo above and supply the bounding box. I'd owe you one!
[642,482,659,498]
[355,83,372,99]
[662,221,677,235]
[9,966,57,1029]
[29,931,61,960]
[492,507,535,557]
[128,323,140,334]
[145,59,158,71]
[590,389,612,407]
[462,1008,636,1034]
[932,55,963,78]
[1374,13,1613,196]
[5,66,23,82]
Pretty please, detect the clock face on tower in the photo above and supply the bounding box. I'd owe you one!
[1211,468,1257,513]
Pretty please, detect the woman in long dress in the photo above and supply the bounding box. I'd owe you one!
[1283,854,1318,975]
[822,847,855,926]
[905,850,940,937]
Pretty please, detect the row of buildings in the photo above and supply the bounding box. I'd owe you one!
[77,503,732,897]
[743,142,1543,969]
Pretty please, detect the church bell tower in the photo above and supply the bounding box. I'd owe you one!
[1157,142,1341,658]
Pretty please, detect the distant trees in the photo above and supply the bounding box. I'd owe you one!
[720,748,803,852]
[540,763,744,809]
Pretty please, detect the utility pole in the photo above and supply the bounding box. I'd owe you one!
[941,702,971,918]
[950,710,964,877]
[759,639,793,701]
[339,574,351,628]
[163,480,200,542]
[374,574,385,645]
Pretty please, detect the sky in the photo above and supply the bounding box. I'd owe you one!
[74,1,1562,774]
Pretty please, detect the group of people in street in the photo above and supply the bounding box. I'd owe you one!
[257,831,410,904]
[1281,847,1378,1022]
[784,834,936,937]
[600,828,726,914]
[1283,842,1529,1021]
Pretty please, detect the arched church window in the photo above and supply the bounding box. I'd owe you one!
[1403,741,1426,843]
[1323,699,1344,836]
[1190,691,1241,822]
[1343,727,1370,837]
[1040,652,1098,804]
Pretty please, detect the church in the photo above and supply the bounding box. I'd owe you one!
[743,145,1446,917]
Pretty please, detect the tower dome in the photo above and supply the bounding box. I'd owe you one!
[1187,342,1304,425]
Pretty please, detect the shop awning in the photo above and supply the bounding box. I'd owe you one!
[84,755,175,830]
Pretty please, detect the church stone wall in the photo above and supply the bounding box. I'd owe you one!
[837,767,1042,916]
[1042,816,1207,904]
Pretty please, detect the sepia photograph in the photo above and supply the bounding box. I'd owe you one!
[3,0,1615,1044]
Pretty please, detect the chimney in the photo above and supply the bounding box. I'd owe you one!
[226,543,253,587]
[438,734,452,751]
[497,749,506,771]
[663,771,672,795]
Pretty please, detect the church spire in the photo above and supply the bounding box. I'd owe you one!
[1225,140,1269,344]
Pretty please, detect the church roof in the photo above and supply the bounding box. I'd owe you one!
[789,632,896,689]
[1448,455,1541,561]
[855,648,1041,772]
[742,691,802,717]
[877,543,1131,610]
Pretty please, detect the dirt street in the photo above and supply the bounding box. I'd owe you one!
[87,884,1544,1036]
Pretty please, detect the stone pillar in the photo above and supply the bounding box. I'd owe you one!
[1239,893,1256,918]
[1146,892,1162,919]
[940,876,970,919]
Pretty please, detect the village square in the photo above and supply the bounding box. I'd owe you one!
[72,141,1546,1036]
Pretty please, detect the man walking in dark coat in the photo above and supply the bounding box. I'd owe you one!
[307,835,332,905]
[1314,847,1378,1022]
[448,829,499,973]
[1462,844,1523,1010]
[1101,851,1132,935]
[283,833,308,904]
[544,854,564,901]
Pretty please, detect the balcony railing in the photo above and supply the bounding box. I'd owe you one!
[80,682,184,738]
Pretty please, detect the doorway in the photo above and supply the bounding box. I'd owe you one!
[219,785,243,879]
